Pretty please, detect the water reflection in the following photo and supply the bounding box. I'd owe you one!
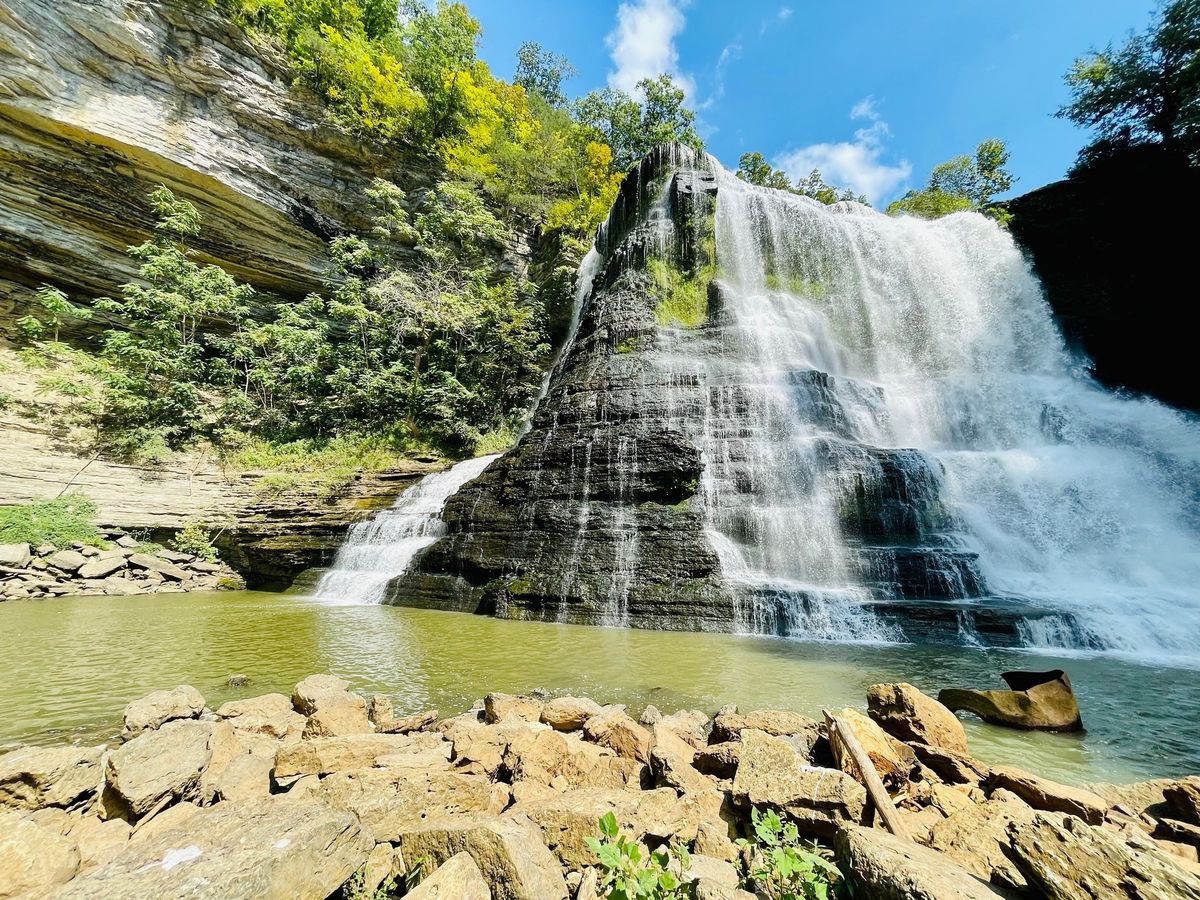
[2,591,1195,785]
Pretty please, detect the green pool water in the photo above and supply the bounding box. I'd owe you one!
[2,590,1196,786]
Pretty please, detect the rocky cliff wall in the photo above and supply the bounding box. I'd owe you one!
[391,147,736,630]
[1007,146,1200,412]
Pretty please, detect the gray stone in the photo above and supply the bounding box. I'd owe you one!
[126,553,188,581]
[0,542,31,568]
[78,556,127,579]
[46,796,373,900]
[122,684,205,738]
[114,536,138,549]
[46,549,88,573]
[156,549,194,563]
[0,744,103,811]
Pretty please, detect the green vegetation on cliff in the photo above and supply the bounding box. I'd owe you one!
[887,138,1015,222]
[0,497,104,550]
[736,152,869,206]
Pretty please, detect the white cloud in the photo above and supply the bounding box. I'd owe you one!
[606,0,695,97]
[778,6,793,22]
[703,41,742,106]
[761,5,793,34]
[775,97,912,206]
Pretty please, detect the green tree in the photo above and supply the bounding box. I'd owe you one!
[1057,0,1200,164]
[638,74,703,152]
[574,75,703,171]
[17,284,92,343]
[514,41,576,107]
[737,152,793,190]
[887,138,1014,220]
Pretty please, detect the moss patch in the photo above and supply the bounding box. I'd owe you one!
[649,258,714,329]
[0,496,106,549]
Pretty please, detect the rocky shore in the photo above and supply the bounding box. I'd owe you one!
[0,533,243,601]
[2,677,1199,899]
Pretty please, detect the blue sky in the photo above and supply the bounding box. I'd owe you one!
[469,0,1155,205]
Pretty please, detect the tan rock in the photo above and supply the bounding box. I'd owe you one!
[361,841,403,895]
[199,721,276,804]
[0,744,103,810]
[105,720,214,818]
[0,809,80,898]
[368,694,394,726]
[657,710,711,749]
[910,742,990,785]
[694,742,740,778]
[47,796,373,900]
[127,801,201,848]
[302,703,373,738]
[925,793,1034,891]
[682,854,740,888]
[540,696,603,732]
[67,815,130,870]
[731,730,866,836]
[711,709,820,751]
[836,824,1009,899]
[216,693,305,740]
[583,708,653,763]
[316,768,499,841]
[378,709,440,735]
[126,552,188,581]
[939,669,1083,732]
[406,851,491,899]
[121,685,205,738]
[827,708,917,791]
[988,766,1108,825]
[1008,812,1200,900]
[291,674,357,715]
[395,815,568,900]
[448,721,549,779]
[274,731,446,778]
[694,820,739,861]
[484,693,544,724]
[867,683,970,755]
[503,727,643,792]
[650,723,715,795]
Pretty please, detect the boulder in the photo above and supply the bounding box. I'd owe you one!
[511,787,695,869]
[368,694,395,727]
[1166,778,1200,825]
[122,685,205,738]
[67,816,131,870]
[731,730,866,836]
[827,708,917,791]
[1008,812,1200,900]
[78,557,126,579]
[0,744,103,810]
[939,670,1083,732]
[484,693,544,724]
[681,854,740,889]
[694,819,739,861]
[292,675,355,714]
[395,815,568,900]
[126,553,188,581]
[836,824,1010,899]
[275,731,447,778]
[711,709,820,751]
[127,801,202,848]
[302,704,373,738]
[650,723,714,795]
[0,809,80,898]
[987,766,1108,825]
[540,697,603,732]
[910,742,990,785]
[503,728,643,792]
[46,796,373,900]
[104,720,214,818]
[694,742,741,779]
[200,724,275,804]
[583,708,653,763]
[658,710,712,749]
[290,675,371,735]
[925,793,1035,891]
[46,549,88,573]
[406,851,491,899]
[216,693,305,740]
[1157,817,1200,850]
[316,768,500,841]
[447,721,548,779]
[868,683,970,755]
[0,542,31,568]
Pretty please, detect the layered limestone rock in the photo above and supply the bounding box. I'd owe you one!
[391,146,736,629]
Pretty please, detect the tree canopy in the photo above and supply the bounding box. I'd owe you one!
[887,139,1014,221]
[735,153,868,205]
[1057,0,1200,166]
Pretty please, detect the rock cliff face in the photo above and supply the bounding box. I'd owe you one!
[392,147,736,629]
[1007,146,1200,412]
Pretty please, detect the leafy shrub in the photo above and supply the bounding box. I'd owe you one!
[0,496,105,549]
[586,811,694,900]
[736,808,845,900]
[172,522,219,562]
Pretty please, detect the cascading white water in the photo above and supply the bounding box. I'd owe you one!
[671,160,1200,660]
[313,454,499,603]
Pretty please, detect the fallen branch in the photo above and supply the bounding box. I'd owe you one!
[824,709,911,840]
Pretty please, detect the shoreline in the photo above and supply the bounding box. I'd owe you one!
[3,675,1199,898]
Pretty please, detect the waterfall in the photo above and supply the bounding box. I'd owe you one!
[674,162,1200,659]
[313,455,499,603]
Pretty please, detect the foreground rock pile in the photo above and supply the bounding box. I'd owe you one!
[0,534,243,600]
[2,678,1199,899]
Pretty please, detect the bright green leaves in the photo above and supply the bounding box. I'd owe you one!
[734,808,847,900]
[886,138,1015,222]
[586,813,693,900]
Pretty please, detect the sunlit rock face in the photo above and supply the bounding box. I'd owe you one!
[0,0,423,311]
[394,143,1200,660]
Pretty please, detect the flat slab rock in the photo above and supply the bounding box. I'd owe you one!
[45,796,373,900]
[836,825,1012,899]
